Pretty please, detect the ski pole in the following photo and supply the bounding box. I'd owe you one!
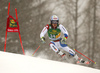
[32,45,40,56]
[32,41,46,56]
[74,49,96,64]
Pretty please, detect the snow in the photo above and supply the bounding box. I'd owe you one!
[0,51,100,73]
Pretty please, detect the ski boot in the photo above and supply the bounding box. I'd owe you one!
[77,58,90,64]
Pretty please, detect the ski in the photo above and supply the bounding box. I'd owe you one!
[62,55,91,65]
[76,60,91,65]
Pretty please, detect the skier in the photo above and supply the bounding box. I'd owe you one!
[40,15,89,64]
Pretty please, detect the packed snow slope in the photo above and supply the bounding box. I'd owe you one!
[0,51,100,73]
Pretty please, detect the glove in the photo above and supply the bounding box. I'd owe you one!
[61,37,67,44]
[41,37,45,43]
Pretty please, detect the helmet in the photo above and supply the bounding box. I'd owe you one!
[50,15,59,24]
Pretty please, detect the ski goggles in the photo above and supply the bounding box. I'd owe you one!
[51,20,58,24]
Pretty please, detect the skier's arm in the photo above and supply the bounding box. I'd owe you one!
[40,24,49,42]
[59,24,68,39]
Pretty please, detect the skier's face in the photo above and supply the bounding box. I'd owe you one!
[52,24,57,28]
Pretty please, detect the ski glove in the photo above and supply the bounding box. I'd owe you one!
[41,37,45,43]
[61,37,67,44]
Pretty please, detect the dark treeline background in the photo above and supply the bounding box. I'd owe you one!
[0,0,100,69]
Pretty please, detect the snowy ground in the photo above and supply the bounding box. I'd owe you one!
[0,51,100,73]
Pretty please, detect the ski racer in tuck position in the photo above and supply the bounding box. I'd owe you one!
[40,15,89,64]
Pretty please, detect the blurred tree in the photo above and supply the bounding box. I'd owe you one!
[91,0,96,67]
[74,0,78,50]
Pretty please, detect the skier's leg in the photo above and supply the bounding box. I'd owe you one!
[63,46,79,60]
[59,42,89,64]
[49,41,59,52]
[62,46,75,56]
[59,42,79,60]
[61,45,89,64]
[49,41,65,57]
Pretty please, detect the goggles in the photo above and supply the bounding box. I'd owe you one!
[51,20,58,24]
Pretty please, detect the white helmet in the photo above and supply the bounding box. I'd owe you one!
[50,15,59,24]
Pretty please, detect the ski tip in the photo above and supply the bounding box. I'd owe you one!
[74,49,75,50]
[32,54,34,56]
[95,62,96,64]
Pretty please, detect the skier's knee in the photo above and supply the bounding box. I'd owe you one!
[69,50,75,56]
[69,53,74,56]
[49,42,59,52]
